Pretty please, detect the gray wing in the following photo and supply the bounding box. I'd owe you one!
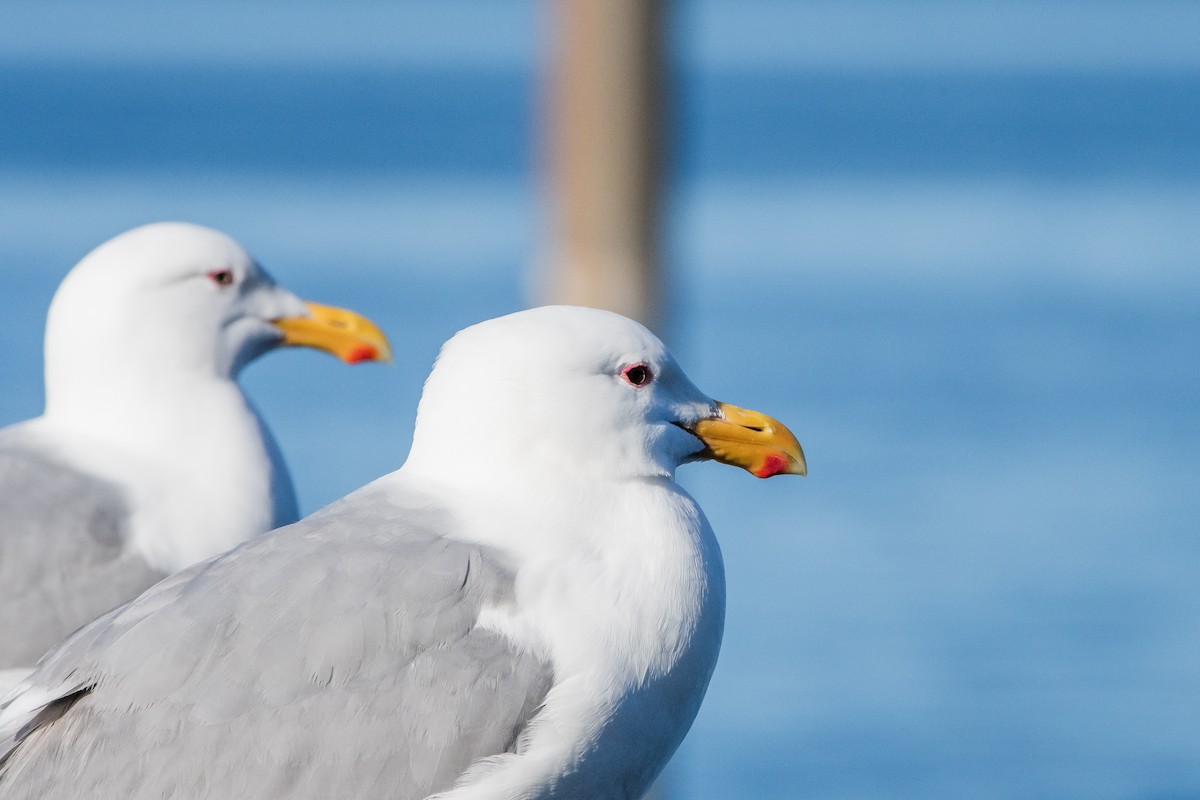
[0,483,554,800]
[0,440,162,667]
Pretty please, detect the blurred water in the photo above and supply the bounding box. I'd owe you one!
[1,1,1198,798]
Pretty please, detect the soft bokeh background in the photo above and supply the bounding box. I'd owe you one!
[2,2,1198,798]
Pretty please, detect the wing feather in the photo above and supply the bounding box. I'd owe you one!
[0,440,160,667]
[0,484,553,800]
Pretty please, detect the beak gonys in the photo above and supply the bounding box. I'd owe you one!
[272,301,393,364]
[689,402,806,478]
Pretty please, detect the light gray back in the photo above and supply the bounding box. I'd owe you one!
[0,442,160,667]
[0,485,554,799]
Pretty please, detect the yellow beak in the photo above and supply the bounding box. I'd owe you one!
[689,402,806,478]
[272,301,392,364]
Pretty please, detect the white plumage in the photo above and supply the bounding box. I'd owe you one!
[0,305,802,799]
[0,221,390,671]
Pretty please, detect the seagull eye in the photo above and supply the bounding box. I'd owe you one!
[207,269,235,287]
[621,363,653,387]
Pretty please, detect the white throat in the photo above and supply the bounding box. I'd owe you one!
[38,372,297,574]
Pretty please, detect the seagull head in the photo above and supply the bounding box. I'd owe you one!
[405,306,805,485]
[43,222,391,413]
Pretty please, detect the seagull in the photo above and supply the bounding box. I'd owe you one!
[0,221,391,675]
[0,305,803,800]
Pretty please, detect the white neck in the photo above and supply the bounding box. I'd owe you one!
[39,373,297,573]
[397,468,726,799]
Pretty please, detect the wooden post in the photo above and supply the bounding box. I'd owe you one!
[540,0,664,331]
[540,7,673,797]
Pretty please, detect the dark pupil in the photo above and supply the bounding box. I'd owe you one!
[215,271,232,285]
[627,366,648,385]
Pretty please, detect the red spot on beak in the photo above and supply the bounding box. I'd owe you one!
[345,345,377,364]
[754,453,788,479]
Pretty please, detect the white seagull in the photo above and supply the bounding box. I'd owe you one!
[0,305,803,800]
[0,221,391,676]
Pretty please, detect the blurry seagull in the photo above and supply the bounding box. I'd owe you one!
[0,222,391,676]
[0,305,802,800]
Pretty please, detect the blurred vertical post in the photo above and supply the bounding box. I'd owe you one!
[540,0,664,331]
[542,8,672,800]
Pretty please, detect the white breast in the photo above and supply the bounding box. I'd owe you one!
[34,377,295,574]
[436,477,727,800]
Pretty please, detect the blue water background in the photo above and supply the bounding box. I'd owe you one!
[1,2,1198,798]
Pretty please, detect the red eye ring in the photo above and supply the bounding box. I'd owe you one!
[621,362,653,387]
[207,269,235,287]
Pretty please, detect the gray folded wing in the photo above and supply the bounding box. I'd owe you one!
[0,486,554,800]
[0,441,161,667]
